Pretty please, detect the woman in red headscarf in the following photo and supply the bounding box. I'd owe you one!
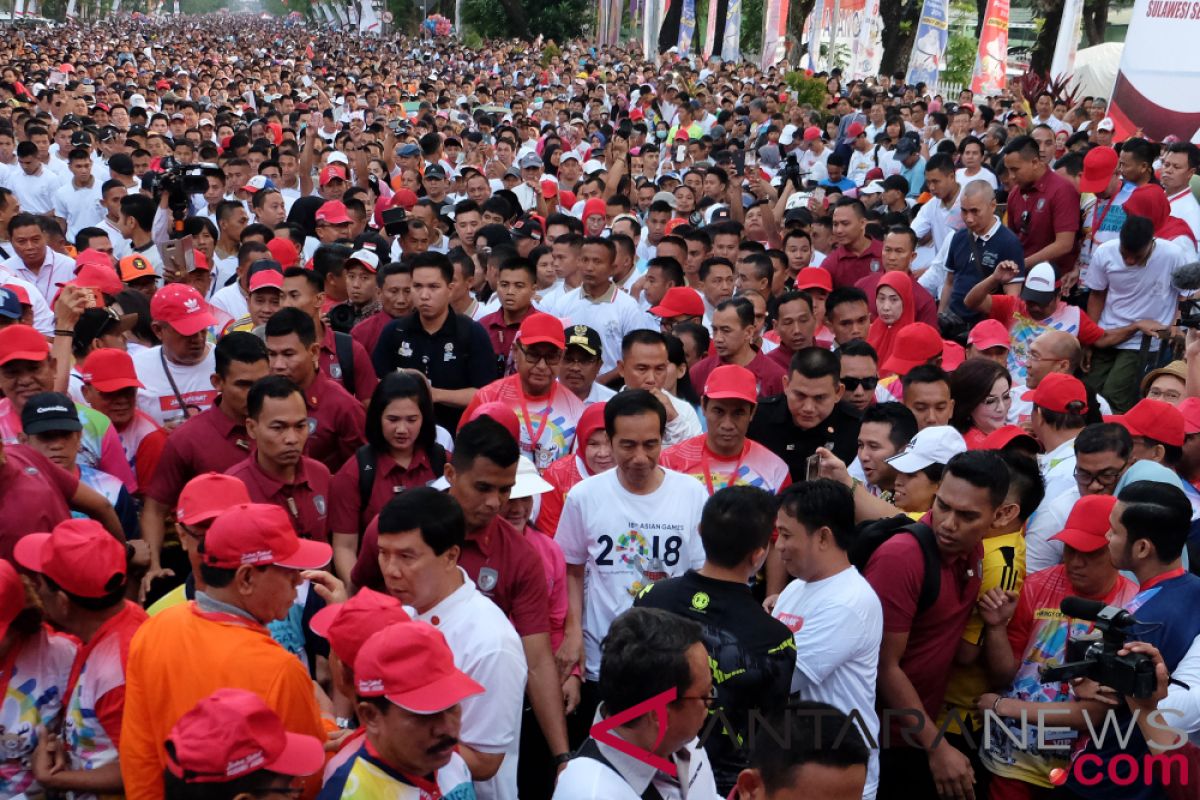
[1123,184,1199,257]
[535,402,613,537]
[867,271,916,375]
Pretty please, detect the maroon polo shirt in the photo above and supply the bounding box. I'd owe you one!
[320,325,379,403]
[144,400,253,507]
[225,454,332,542]
[689,351,787,399]
[478,305,536,373]
[820,238,885,288]
[766,344,794,372]
[857,272,940,327]
[864,528,982,746]
[302,372,367,474]
[0,444,77,562]
[1005,168,1081,276]
[350,311,396,356]
[352,511,551,637]
[328,447,439,535]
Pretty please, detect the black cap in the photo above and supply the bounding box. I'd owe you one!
[564,324,601,357]
[21,392,82,436]
[381,206,408,236]
[74,307,136,346]
[423,164,447,180]
[126,125,149,138]
[511,217,543,241]
[70,131,91,148]
[97,126,119,143]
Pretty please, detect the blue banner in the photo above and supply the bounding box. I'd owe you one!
[678,0,696,52]
[905,0,949,86]
[721,0,741,61]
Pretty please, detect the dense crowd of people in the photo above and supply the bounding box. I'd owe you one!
[2,11,1200,800]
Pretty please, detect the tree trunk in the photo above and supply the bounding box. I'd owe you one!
[975,0,985,36]
[879,0,918,75]
[1029,0,1063,75]
[786,0,816,65]
[1081,0,1107,45]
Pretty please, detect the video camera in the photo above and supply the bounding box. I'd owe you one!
[147,158,223,231]
[777,153,806,189]
[1039,597,1157,699]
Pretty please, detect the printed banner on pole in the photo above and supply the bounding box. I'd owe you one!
[849,0,881,79]
[970,0,1009,95]
[760,0,788,69]
[806,0,826,71]
[1108,0,1200,142]
[702,0,720,57]
[643,0,657,57]
[721,0,741,61]
[1049,0,1084,79]
[678,0,696,52]
[905,0,948,86]
[359,0,380,33]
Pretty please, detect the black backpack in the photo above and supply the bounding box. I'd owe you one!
[849,514,942,615]
[355,442,448,514]
[332,331,356,396]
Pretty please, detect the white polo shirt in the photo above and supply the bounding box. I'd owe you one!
[557,467,708,680]
[552,284,655,373]
[3,248,76,308]
[53,180,105,240]
[773,566,883,800]
[4,166,61,214]
[911,186,965,251]
[410,569,528,800]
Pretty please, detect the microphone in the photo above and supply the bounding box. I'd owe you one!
[1061,596,1108,620]
[1171,261,1200,293]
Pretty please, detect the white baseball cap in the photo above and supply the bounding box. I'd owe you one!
[887,426,967,473]
[861,180,885,195]
[1020,263,1057,304]
[510,456,554,500]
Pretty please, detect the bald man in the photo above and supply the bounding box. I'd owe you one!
[1009,330,1110,425]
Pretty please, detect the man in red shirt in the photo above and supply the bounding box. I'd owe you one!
[226,375,332,542]
[478,257,538,379]
[141,332,269,593]
[857,227,939,327]
[264,307,365,473]
[865,450,1013,799]
[16,519,146,796]
[689,297,786,399]
[766,290,818,372]
[461,312,585,470]
[1003,135,1081,280]
[820,198,885,288]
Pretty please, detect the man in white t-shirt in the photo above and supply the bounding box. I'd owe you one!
[374,487,528,800]
[772,479,883,800]
[911,154,964,253]
[52,148,104,240]
[618,330,702,446]
[558,389,708,687]
[132,284,219,429]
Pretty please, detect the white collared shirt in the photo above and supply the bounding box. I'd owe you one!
[2,248,76,307]
[552,722,719,800]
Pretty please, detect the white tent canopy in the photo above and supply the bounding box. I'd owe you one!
[1068,42,1123,100]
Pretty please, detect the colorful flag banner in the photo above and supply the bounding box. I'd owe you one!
[678,0,696,52]
[761,0,789,69]
[1049,0,1085,79]
[905,0,948,86]
[970,0,1009,95]
[1108,0,1200,141]
[849,0,882,79]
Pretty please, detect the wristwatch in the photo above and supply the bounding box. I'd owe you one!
[553,752,572,766]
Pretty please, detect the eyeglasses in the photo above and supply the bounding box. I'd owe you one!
[842,376,879,392]
[1074,465,1125,488]
[518,345,562,366]
[984,391,1012,409]
[678,684,719,709]
[1147,388,1183,402]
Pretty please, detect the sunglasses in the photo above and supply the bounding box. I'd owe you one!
[842,376,879,392]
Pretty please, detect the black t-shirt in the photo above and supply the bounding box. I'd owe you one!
[746,397,861,482]
[370,310,496,430]
[634,570,796,795]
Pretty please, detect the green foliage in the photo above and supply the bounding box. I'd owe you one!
[180,0,228,12]
[462,28,484,48]
[461,0,506,38]
[943,30,976,84]
[540,41,561,66]
[741,0,763,53]
[783,71,829,108]
[462,0,586,40]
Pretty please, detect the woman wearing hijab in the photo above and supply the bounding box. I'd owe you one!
[867,270,916,374]
[535,402,613,536]
[1123,184,1199,257]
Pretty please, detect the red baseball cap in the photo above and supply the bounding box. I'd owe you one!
[354,622,485,714]
[1079,146,1118,194]
[1179,397,1200,435]
[846,121,866,138]
[973,424,1039,452]
[881,323,943,375]
[3,283,30,305]
[1105,398,1185,447]
[704,364,757,404]
[309,588,411,665]
[1022,373,1088,414]
[650,286,705,318]
[14,519,127,598]
[391,188,419,211]
[0,324,49,365]
[466,401,521,441]
[74,248,115,271]
[177,473,252,526]
[315,200,352,225]
[1052,495,1119,553]
[541,179,559,199]
[664,217,688,236]
[794,267,833,293]
[165,688,325,782]
[318,164,348,186]
[202,503,332,570]
[266,238,300,269]
[518,312,566,349]
[941,340,966,372]
[248,270,284,293]
[967,319,1011,351]
[0,561,25,640]
[151,284,217,336]
[190,250,211,273]
[79,348,143,392]
[802,126,822,142]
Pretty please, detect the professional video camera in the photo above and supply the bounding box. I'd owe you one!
[1039,597,1157,698]
[146,158,223,233]
[777,153,806,189]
